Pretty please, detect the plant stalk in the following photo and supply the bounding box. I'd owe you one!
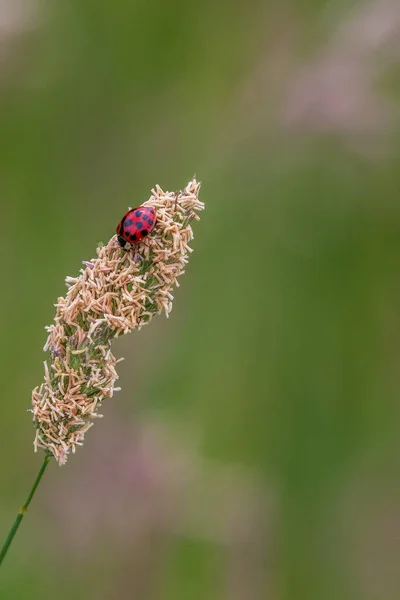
[0,454,51,567]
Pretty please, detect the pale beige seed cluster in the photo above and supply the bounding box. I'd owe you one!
[31,179,203,465]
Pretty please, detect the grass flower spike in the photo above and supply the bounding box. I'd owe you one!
[31,179,203,465]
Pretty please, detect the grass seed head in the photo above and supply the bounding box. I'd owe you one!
[31,179,203,465]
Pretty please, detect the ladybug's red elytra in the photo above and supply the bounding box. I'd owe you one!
[116,206,157,249]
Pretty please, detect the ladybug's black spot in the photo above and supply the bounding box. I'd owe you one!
[124,219,133,227]
[142,214,148,221]
[124,229,132,238]
[135,210,142,217]
[130,233,137,241]
[141,229,148,237]
[135,221,143,229]
[148,219,154,227]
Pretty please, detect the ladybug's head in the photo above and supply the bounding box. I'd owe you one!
[117,235,131,250]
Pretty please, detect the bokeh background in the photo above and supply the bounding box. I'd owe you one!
[1,1,400,598]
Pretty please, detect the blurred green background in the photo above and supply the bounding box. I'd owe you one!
[1,1,400,598]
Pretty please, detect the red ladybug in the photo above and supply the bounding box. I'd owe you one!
[116,206,157,249]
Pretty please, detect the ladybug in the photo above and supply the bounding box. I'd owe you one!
[116,206,157,249]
